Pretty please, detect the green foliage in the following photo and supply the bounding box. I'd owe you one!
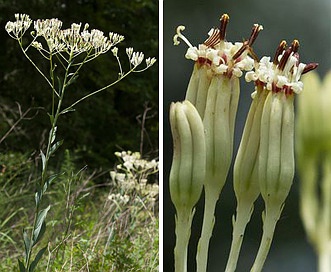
[0,150,158,271]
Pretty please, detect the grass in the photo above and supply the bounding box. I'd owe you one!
[0,150,159,271]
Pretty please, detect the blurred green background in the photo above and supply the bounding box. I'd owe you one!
[0,0,158,170]
[164,0,331,271]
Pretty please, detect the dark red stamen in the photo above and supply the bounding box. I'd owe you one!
[232,24,262,60]
[302,63,319,74]
[273,40,287,65]
[232,41,248,60]
[204,28,220,48]
[248,24,263,47]
[290,39,300,53]
[219,14,230,41]
[278,47,292,71]
[278,40,300,71]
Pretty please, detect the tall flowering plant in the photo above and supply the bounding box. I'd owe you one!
[169,13,317,272]
[5,13,156,272]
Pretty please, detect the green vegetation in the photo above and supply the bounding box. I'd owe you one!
[0,150,159,271]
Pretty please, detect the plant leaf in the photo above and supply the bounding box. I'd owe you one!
[33,221,46,246]
[18,258,26,272]
[49,140,63,156]
[35,191,41,206]
[57,76,63,94]
[23,229,30,261]
[40,150,46,172]
[29,246,47,272]
[33,206,50,245]
[60,108,75,115]
[67,74,79,86]
[42,174,58,194]
[49,126,57,144]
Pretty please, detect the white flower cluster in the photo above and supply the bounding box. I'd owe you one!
[126,47,157,68]
[5,13,32,39]
[114,150,158,173]
[173,19,263,78]
[108,192,130,205]
[245,40,311,94]
[33,18,123,55]
[109,151,159,204]
[5,14,156,69]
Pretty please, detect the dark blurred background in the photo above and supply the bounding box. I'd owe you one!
[0,0,158,170]
[164,0,331,271]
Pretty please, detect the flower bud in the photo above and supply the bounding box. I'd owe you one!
[169,100,206,210]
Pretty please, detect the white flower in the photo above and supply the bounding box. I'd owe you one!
[31,41,43,50]
[146,57,157,67]
[130,51,144,67]
[126,47,133,58]
[173,15,263,78]
[109,32,124,46]
[111,47,118,57]
[34,18,63,38]
[245,40,318,94]
[5,13,32,39]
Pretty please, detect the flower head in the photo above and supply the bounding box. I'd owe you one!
[174,14,263,78]
[5,13,32,39]
[169,100,206,209]
[246,40,318,95]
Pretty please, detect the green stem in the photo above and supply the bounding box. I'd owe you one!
[225,201,254,272]
[174,207,195,272]
[250,205,282,272]
[60,68,135,114]
[19,41,57,97]
[196,186,219,272]
[25,53,75,270]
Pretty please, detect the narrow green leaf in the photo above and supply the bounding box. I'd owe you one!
[42,174,58,194]
[49,140,63,156]
[40,150,46,172]
[18,259,26,272]
[23,229,30,261]
[33,206,50,245]
[32,221,46,246]
[66,74,79,86]
[60,108,75,115]
[34,191,41,206]
[57,76,63,93]
[49,126,57,144]
[29,246,47,272]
